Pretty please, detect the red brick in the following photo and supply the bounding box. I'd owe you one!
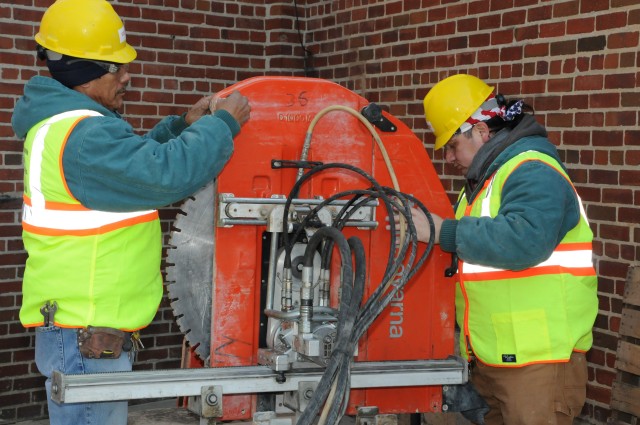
[605,73,636,89]
[575,113,604,127]
[553,0,580,18]
[581,0,610,13]
[619,207,640,224]
[539,21,565,38]
[575,75,603,91]
[598,224,630,243]
[503,10,527,27]
[527,5,553,22]
[596,12,628,31]
[625,130,640,145]
[590,94,620,109]
[595,369,617,387]
[588,205,617,221]
[567,17,595,34]
[609,31,640,49]
[621,170,640,186]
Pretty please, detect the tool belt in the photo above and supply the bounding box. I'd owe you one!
[77,326,133,359]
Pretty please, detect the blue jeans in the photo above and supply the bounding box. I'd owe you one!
[35,326,133,425]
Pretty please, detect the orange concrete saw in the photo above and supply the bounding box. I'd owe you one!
[166,76,461,422]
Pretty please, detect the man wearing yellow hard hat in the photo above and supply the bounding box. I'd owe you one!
[12,0,249,424]
[412,74,598,424]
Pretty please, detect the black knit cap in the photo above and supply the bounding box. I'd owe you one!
[38,47,111,88]
[47,56,110,88]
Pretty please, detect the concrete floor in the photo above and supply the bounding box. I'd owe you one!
[15,400,194,425]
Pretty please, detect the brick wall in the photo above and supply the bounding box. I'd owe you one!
[299,1,639,423]
[0,0,638,423]
[0,1,285,422]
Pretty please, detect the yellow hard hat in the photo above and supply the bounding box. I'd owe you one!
[423,74,494,150]
[35,0,136,64]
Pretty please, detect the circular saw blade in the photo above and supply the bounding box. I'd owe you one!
[166,182,215,361]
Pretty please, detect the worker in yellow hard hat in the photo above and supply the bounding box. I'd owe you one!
[410,74,597,424]
[12,1,250,424]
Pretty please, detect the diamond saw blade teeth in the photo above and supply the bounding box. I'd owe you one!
[166,182,215,361]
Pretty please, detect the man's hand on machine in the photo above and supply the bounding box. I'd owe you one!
[210,90,251,126]
[410,207,443,244]
[386,208,443,244]
[184,90,251,127]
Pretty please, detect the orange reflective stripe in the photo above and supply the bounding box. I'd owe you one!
[555,242,592,251]
[457,266,472,359]
[45,201,89,211]
[501,158,576,193]
[22,211,158,236]
[60,116,89,200]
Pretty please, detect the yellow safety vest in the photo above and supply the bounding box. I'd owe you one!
[21,110,163,331]
[454,150,598,367]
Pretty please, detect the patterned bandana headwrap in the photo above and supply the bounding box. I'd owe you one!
[457,94,524,134]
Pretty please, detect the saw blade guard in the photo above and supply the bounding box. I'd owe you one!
[168,76,456,421]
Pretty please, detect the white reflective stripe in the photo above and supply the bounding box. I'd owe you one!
[576,193,589,222]
[29,124,48,209]
[480,175,496,217]
[22,203,155,231]
[28,110,103,207]
[462,249,594,274]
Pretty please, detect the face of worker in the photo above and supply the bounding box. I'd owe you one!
[442,123,490,175]
[75,65,130,111]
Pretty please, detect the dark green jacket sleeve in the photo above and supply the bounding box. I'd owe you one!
[439,161,581,271]
[63,112,238,212]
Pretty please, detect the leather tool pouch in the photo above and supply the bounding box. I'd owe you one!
[78,326,126,359]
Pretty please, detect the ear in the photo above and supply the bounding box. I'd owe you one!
[73,80,93,93]
[474,121,492,143]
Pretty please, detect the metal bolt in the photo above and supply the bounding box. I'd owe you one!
[304,389,314,400]
[205,393,218,406]
[442,404,449,412]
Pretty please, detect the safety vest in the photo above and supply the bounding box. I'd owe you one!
[21,110,163,331]
[454,149,597,367]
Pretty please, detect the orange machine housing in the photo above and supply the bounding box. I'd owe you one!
[190,77,455,419]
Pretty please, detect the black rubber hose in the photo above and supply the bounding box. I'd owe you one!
[282,163,391,269]
[322,236,366,425]
[297,235,366,425]
[277,161,437,425]
[310,238,365,425]
[297,227,355,425]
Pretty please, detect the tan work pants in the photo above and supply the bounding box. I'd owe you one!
[471,352,588,425]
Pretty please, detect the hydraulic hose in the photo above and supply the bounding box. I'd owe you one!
[298,104,407,244]
[298,235,366,425]
[280,160,436,425]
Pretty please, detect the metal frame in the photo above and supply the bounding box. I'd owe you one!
[51,358,467,404]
